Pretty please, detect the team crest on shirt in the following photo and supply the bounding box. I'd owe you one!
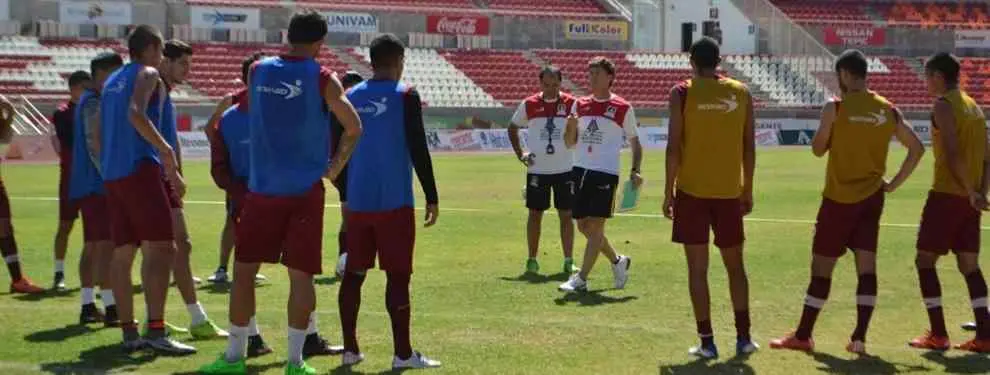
[557,104,567,116]
[605,106,617,119]
[587,119,599,134]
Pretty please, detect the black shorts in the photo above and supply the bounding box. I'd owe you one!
[571,167,619,219]
[526,172,574,211]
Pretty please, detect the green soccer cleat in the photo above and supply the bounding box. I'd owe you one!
[563,258,578,273]
[143,321,189,337]
[285,361,317,375]
[525,258,540,274]
[191,319,229,340]
[199,354,247,375]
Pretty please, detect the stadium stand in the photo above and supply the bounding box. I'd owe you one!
[485,0,607,14]
[441,49,544,106]
[772,0,990,28]
[726,55,830,107]
[534,50,691,106]
[769,0,871,23]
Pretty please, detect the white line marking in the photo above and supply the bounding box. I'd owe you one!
[7,195,981,230]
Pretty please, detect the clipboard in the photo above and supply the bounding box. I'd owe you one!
[616,179,642,213]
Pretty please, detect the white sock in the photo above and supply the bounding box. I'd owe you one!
[248,316,260,336]
[187,302,208,326]
[54,260,64,273]
[224,325,249,362]
[101,289,115,307]
[306,311,318,335]
[81,287,94,305]
[4,254,18,263]
[288,327,307,366]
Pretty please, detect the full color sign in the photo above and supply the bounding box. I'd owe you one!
[59,1,132,25]
[190,6,260,29]
[564,20,629,41]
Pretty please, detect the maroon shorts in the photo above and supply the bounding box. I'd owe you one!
[917,191,981,254]
[235,183,325,275]
[346,207,416,274]
[672,190,745,248]
[812,189,885,258]
[163,177,183,209]
[79,194,111,242]
[0,178,11,219]
[103,160,175,248]
[58,164,79,221]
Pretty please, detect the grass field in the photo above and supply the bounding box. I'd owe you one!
[1,148,990,375]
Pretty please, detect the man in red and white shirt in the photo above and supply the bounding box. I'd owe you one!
[508,66,577,275]
[559,56,643,293]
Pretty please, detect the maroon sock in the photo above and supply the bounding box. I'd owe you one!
[795,276,831,341]
[0,235,21,282]
[964,270,990,339]
[697,319,714,347]
[851,273,877,342]
[338,272,365,353]
[386,272,413,359]
[918,267,948,337]
[734,310,751,341]
[338,231,346,256]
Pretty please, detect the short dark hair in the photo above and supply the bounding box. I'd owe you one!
[926,52,961,85]
[689,37,721,70]
[241,52,267,84]
[90,52,124,76]
[587,56,615,76]
[835,49,869,78]
[539,66,562,81]
[127,24,163,59]
[68,70,90,88]
[369,34,405,70]
[341,71,364,89]
[163,40,193,60]
[287,11,328,45]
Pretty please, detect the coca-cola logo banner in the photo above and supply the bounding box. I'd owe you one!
[427,15,490,36]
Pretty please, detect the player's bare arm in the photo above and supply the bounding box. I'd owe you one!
[82,99,102,172]
[406,89,440,227]
[977,126,990,209]
[812,100,837,157]
[130,68,185,197]
[204,94,234,137]
[564,113,578,148]
[0,97,14,144]
[629,136,643,187]
[664,86,685,219]
[325,74,362,181]
[885,107,924,193]
[507,123,530,166]
[742,88,756,215]
[933,99,976,196]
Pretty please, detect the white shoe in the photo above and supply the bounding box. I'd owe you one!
[393,351,441,369]
[342,351,365,366]
[689,345,718,359]
[254,273,267,282]
[192,276,202,285]
[207,270,228,284]
[336,253,348,277]
[558,274,587,292]
[612,255,631,289]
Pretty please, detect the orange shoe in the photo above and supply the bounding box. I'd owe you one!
[769,333,814,352]
[10,278,44,294]
[908,331,950,351]
[956,338,990,353]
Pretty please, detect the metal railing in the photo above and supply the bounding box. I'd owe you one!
[0,95,51,136]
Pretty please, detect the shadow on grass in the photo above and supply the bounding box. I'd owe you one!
[172,360,285,375]
[39,342,156,374]
[12,287,81,301]
[200,282,231,294]
[24,324,99,343]
[316,275,340,286]
[329,365,410,375]
[553,289,637,306]
[498,272,570,284]
[921,351,990,374]
[659,357,755,375]
[812,352,930,374]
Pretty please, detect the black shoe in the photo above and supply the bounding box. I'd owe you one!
[303,333,344,357]
[79,303,104,325]
[53,272,65,291]
[963,321,978,331]
[247,335,273,357]
[104,305,120,328]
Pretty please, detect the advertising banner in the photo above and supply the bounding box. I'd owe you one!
[564,20,629,41]
[324,12,378,34]
[427,15,489,36]
[956,30,990,49]
[823,26,886,46]
[59,1,132,25]
[190,6,260,29]
[0,0,9,21]
[177,131,210,160]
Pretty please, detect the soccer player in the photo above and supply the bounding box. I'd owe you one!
[100,25,194,354]
[664,37,760,358]
[908,52,990,353]
[200,11,361,375]
[508,66,577,275]
[69,53,125,326]
[51,70,89,290]
[157,39,227,339]
[331,70,364,277]
[769,49,924,355]
[0,98,44,294]
[557,56,641,293]
[338,33,440,370]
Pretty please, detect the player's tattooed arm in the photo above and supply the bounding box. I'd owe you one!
[742,88,756,214]
[886,106,924,193]
[812,100,837,157]
[82,99,102,172]
[0,97,14,144]
[324,74,362,181]
[664,86,685,219]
